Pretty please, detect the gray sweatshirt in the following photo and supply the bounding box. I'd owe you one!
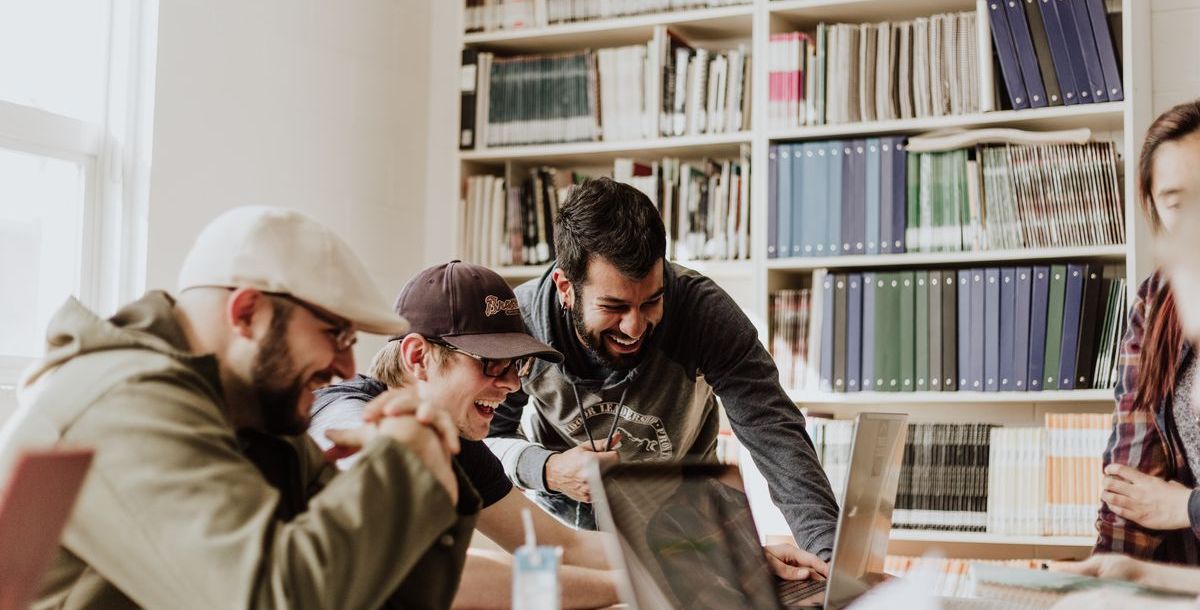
[485,262,839,558]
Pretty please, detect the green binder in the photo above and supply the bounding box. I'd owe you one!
[916,270,930,391]
[900,271,916,392]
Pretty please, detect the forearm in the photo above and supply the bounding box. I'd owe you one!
[453,550,619,610]
[560,529,612,570]
[484,437,556,492]
[1137,561,1200,595]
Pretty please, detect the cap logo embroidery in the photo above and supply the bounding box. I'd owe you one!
[484,295,520,317]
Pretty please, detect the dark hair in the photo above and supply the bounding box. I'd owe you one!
[1134,100,1200,412]
[554,177,667,284]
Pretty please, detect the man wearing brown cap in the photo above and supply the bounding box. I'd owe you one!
[309,260,620,610]
[0,207,472,609]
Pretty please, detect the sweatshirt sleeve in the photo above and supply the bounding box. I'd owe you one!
[60,377,461,610]
[679,276,840,559]
[485,386,555,492]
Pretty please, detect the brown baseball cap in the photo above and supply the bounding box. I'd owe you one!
[394,260,563,363]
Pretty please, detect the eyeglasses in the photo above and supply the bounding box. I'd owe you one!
[268,293,358,352]
[432,340,533,378]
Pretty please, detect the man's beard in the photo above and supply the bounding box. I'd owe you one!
[571,290,652,370]
[252,304,308,436]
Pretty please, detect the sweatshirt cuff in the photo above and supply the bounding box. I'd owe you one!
[516,445,556,492]
[1189,488,1200,538]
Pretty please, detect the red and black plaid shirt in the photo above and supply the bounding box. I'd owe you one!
[1095,272,1200,563]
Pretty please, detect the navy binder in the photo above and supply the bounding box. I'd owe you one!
[862,272,877,391]
[792,143,809,257]
[828,142,845,256]
[1024,0,1065,105]
[1050,0,1101,103]
[988,0,1032,109]
[1082,0,1123,101]
[1028,266,1051,390]
[848,273,863,392]
[768,145,779,258]
[820,272,835,392]
[1058,264,1086,390]
[957,270,972,390]
[1073,264,1104,388]
[892,139,908,253]
[880,139,894,254]
[1013,267,1033,391]
[866,139,881,255]
[970,269,986,391]
[1036,0,1083,105]
[1004,0,1050,107]
[999,268,1017,391]
[1064,0,1109,103]
[943,268,958,391]
[778,145,793,258]
[985,268,1001,392]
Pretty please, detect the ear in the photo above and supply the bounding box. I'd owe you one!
[398,333,433,381]
[226,288,269,340]
[550,268,575,311]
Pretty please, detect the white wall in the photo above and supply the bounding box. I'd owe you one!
[1152,0,1200,112]
[147,0,434,365]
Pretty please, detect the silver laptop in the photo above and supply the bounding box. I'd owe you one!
[589,412,908,610]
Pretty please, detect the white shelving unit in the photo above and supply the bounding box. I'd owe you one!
[451,0,1154,558]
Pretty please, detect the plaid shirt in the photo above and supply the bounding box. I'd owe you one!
[1095,272,1200,563]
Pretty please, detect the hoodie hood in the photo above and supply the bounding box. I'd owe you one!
[310,374,386,420]
[20,291,219,393]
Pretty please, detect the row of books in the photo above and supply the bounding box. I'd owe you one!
[768,11,980,129]
[463,0,750,34]
[987,0,1123,110]
[459,28,750,149]
[460,151,750,267]
[766,138,1122,259]
[769,264,1128,394]
[809,416,1108,534]
[988,414,1108,536]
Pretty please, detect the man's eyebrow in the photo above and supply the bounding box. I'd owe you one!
[597,288,665,304]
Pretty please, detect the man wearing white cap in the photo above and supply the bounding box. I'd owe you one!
[0,206,474,609]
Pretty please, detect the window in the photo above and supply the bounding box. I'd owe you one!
[0,0,158,384]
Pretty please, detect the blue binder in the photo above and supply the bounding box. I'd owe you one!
[880,139,894,254]
[767,145,779,258]
[848,273,863,392]
[1004,0,1050,107]
[999,268,1017,391]
[777,145,793,258]
[892,139,908,254]
[1058,263,1086,390]
[969,269,986,391]
[1064,0,1109,103]
[985,268,1001,392]
[987,0,1032,109]
[1050,0,1100,103]
[866,139,882,255]
[862,272,877,391]
[848,140,868,255]
[957,270,972,390]
[1036,0,1083,105]
[1012,267,1034,391]
[1081,0,1123,101]
[791,143,807,257]
[1027,266,1051,390]
[827,142,845,256]
[804,143,828,256]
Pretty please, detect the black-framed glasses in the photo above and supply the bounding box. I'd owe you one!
[267,293,358,352]
[430,340,533,378]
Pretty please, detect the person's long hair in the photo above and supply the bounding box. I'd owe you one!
[1134,100,1200,411]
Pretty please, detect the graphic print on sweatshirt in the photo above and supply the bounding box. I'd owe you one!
[564,401,674,460]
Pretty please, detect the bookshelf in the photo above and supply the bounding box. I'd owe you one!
[449,0,1153,558]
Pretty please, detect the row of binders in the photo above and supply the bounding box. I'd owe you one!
[463,0,749,33]
[767,138,1123,259]
[769,11,981,129]
[986,0,1123,109]
[808,415,1107,535]
[770,264,1128,394]
[459,27,750,149]
[460,150,750,267]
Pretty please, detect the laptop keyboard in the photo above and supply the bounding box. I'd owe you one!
[777,577,826,606]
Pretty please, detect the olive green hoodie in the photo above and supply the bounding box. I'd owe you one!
[0,291,478,610]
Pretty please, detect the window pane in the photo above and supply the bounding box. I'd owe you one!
[0,1,112,123]
[0,148,85,359]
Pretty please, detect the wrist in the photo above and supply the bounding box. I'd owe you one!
[544,452,561,492]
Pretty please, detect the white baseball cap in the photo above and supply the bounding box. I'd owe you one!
[177,206,408,335]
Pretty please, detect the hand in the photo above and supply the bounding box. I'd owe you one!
[377,415,459,505]
[362,387,461,455]
[1049,554,1148,584]
[545,433,622,503]
[763,543,828,581]
[1101,464,1193,530]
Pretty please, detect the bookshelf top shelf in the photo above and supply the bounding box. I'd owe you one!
[460,132,751,164]
[766,245,1129,272]
[769,0,977,25]
[889,530,1094,547]
[463,4,753,53]
[787,388,1115,404]
[770,103,1126,142]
